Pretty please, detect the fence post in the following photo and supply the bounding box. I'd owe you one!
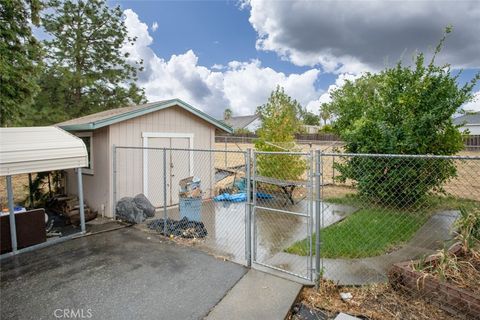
[315,150,322,286]
[245,148,252,267]
[332,154,335,182]
[163,148,168,235]
[309,150,314,281]
[224,136,228,168]
[6,175,18,253]
[112,144,117,219]
[252,150,257,261]
[77,168,86,233]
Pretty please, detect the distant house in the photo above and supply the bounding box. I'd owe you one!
[223,115,261,132]
[453,112,480,135]
[302,125,322,134]
[57,99,232,217]
[222,114,323,135]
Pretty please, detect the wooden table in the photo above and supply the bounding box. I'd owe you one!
[253,176,307,205]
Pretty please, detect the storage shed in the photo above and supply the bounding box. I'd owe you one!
[0,127,88,255]
[57,99,232,217]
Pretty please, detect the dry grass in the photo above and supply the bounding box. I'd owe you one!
[421,249,480,295]
[216,143,480,201]
[296,280,460,320]
[0,174,34,208]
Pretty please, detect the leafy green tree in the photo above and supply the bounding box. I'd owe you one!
[223,108,232,120]
[302,111,320,126]
[318,124,334,133]
[328,28,479,206]
[255,86,306,180]
[319,102,332,125]
[36,0,145,120]
[0,0,43,126]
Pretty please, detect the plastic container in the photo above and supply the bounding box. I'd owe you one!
[179,197,202,221]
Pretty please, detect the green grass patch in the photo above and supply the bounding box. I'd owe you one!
[285,195,480,259]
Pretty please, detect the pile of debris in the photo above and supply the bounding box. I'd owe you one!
[46,195,97,225]
[147,217,208,238]
[116,193,156,224]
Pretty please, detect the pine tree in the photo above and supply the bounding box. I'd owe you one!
[39,0,146,119]
[0,0,43,126]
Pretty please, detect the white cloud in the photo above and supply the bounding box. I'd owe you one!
[211,64,225,71]
[305,73,361,113]
[151,21,158,32]
[246,0,480,73]
[122,9,324,118]
[463,91,480,112]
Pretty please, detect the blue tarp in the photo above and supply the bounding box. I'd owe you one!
[214,193,247,202]
[213,192,273,202]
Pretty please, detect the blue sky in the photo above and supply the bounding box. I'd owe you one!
[110,0,480,117]
[113,1,314,73]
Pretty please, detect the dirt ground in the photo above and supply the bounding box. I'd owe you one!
[294,280,461,320]
[0,174,34,208]
[215,142,480,202]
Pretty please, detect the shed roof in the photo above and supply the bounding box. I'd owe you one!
[453,112,480,126]
[56,98,233,133]
[0,127,88,176]
[223,115,259,130]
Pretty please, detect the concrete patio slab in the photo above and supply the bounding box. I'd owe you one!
[1,227,247,320]
[335,313,361,320]
[205,269,302,320]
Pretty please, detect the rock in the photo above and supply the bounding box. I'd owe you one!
[134,193,156,218]
[339,292,353,302]
[116,197,145,224]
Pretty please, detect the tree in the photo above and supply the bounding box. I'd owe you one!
[319,103,332,125]
[0,0,43,126]
[37,0,145,120]
[223,108,232,120]
[255,86,306,180]
[328,28,479,206]
[22,67,69,125]
[302,111,320,126]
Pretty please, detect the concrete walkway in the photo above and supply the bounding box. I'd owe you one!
[265,210,459,285]
[205,269,302,320]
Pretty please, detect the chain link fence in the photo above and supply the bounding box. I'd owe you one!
[114,146,479,315]
[115,146,249,265]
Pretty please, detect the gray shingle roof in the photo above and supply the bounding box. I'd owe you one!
[223,115,259,130]
[453,112,480,126]
[56,99,233,133]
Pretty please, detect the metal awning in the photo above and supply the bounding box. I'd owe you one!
[0,127,88,176]
[0,127,88,257]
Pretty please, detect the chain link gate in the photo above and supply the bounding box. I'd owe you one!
[113,146,320,284]
[250,150,315,282]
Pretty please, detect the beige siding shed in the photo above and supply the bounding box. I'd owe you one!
[58,99,232,218]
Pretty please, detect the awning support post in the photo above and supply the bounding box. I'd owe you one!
[6,175,18,252]
[77,168,86,233]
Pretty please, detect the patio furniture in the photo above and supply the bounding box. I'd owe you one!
[253,176,306,205]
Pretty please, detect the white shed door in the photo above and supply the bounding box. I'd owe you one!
[143,135,192,207]
[146,137,170,207]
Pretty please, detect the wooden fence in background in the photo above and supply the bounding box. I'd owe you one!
[216,134,480,151]
[464,135,480,151]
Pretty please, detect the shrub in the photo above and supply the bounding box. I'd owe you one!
[328,28,479,206]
